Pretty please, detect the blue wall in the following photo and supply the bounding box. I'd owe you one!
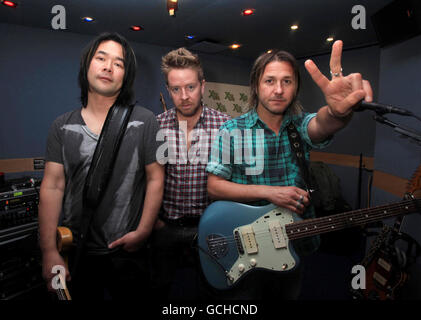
[299,45,380,157]
[374,34,421,228]
[373,35,421,298]
[374,34,421,196]
[0,23,252,160]
[298,46,381,210]
[0,23,381,211]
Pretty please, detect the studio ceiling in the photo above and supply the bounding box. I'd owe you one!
[1,0,393,60]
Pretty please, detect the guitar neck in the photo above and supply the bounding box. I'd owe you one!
[285,198,420,240]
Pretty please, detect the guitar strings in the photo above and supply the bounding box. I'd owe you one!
[207,201,415,244]
[57,288,65,300]
[56,274,70,300]
[206,203,415,247]
[205,199,420,247]
[287,200,419,240]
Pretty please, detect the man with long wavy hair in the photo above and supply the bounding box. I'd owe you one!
[207,41,373,299]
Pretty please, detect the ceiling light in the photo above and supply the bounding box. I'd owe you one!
[267,50,273,54]
[185,35,195,40]
[82,16,95,22]
[327,37,334,42]
[130,25,143,31]
[242,9,255,16]
[2,1,18,7]
[167,0,178,17]
[290,25,298,30]
[230,44,241,50]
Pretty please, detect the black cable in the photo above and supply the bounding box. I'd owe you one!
[192,241,230,281]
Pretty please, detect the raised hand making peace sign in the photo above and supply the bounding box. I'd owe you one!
[305,40,373,119]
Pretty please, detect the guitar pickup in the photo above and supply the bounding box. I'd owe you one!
[377,258,391,272]
[268,220,287,249]
[240,225,258,254]
[373,272,387,287]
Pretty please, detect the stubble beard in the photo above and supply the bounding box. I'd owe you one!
[176,100,202,118]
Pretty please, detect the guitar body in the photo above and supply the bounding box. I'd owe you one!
[354,165,421,300]
[363,248,408,300]
[200,165,420,291]
[198,201,302,290]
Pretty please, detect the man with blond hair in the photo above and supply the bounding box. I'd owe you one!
[149,47,230,300]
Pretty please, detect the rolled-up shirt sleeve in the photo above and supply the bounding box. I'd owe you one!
[300,113,332,149]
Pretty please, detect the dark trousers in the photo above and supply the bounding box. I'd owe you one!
[149,223,304,301]
[68,248,150,301]
[149,223,219,301]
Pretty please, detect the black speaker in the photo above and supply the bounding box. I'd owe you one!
[371,0,421,47]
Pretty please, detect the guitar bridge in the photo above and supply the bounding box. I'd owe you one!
[206,234,228,259]
[234,230,244,255]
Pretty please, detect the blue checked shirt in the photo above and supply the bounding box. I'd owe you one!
[206,108,331,255]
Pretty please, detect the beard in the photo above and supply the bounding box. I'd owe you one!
[176,101,202,118]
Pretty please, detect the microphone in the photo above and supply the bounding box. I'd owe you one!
[355,101,414,116]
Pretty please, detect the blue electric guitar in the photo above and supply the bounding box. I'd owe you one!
[198,197,420,290]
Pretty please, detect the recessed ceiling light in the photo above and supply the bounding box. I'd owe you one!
[242,9,255,16]
[2,1,18,8]
[230,43,241,50]
[185,35,195,40]
[130,25,143,31]
[327,37,334,42]
[167,0,178,16]
[82,16,95,22]
[267,50,273,54]
[291,25,298,30]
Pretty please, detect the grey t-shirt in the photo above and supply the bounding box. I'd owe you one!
[45,105,160,254]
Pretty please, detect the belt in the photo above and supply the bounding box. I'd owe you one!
[161,215,201,227]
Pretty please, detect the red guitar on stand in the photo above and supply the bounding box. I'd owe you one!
[353,165,421,300]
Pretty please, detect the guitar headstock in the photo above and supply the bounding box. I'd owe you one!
[407,164,421,197]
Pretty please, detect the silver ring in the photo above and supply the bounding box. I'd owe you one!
[296,201,301,209]
[330,68,343,77]
[297,195,304,204]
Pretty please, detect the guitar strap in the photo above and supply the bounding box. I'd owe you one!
[286,123,316,199]
[71,103,134,278]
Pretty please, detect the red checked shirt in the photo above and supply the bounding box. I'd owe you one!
[156,106,231,219]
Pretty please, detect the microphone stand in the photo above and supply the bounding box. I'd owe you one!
[373,114,421,145]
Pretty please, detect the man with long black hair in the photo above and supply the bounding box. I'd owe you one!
[38,32,164,300]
